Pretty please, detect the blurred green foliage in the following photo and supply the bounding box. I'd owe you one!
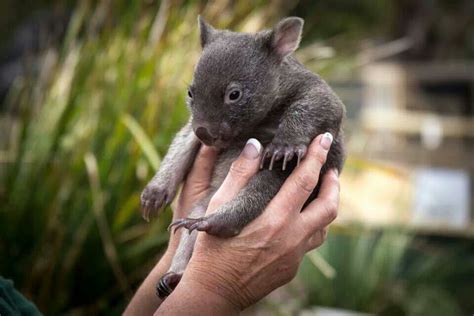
[0,1,205,313]
[298,227,473,316]
[0,0,472,315]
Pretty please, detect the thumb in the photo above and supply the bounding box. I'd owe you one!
[207,138,262,213]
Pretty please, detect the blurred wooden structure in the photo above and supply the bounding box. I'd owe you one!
[361,62,474,169]
[339,61,473,236]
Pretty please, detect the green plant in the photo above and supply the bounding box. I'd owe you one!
[0,1,292,314]
[298,226,471,316]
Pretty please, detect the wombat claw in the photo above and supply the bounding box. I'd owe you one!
[140,184,174,222]
[168,217,210,234]
[260,143,308,170]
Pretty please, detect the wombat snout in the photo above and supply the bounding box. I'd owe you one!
[195,126,216,145]
[194,122,232,146]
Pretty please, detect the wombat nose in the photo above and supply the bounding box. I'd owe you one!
[195,126,216,145]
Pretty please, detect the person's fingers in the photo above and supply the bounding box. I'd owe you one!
[299,169,339,234]
[268,133,333,216]
[306,226,329,251]
[181,145,218,196]
[207,138,262,213]
[173,145,218,217]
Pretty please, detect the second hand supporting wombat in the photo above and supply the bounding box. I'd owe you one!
[140,16,345,299]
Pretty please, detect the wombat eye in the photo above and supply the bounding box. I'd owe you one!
[229,90,240,100]
[226,89,242,102]
[187,89,193,98]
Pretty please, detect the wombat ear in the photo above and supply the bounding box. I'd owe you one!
[198,15,216,48]
[270,17,304,59]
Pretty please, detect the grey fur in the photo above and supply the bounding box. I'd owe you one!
[141,16,346,298]
[140,119,200,221]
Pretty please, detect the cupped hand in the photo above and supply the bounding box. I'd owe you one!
[159,133,339,314]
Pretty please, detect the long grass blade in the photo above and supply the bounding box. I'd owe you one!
[84,152,131,297]
[121,113,161,171]
[306,250,336,279]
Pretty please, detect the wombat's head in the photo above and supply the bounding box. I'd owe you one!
[187,16,304,148]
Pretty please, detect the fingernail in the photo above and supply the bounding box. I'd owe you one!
[320,132,333,150]
[242,138,261,159]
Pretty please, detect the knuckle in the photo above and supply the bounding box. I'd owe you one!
[267,215,286,233]
[209,196,224,209]
[322,227,329,241]
[308,145,327,165]
[274,215,288,229]
[229,160,249,178]
[328,171,340,189]
[308,229,328,249]
[322,199,338,222]
[293,173,315,193]
[315,228,328,246]
[309,235,323,249]
[315,150,328,166]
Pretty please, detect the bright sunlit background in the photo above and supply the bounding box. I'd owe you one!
[0,1,473,315]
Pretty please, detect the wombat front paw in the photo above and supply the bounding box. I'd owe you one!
[260,141,308,170]
[169,213,241,237]
[140,182,176,222]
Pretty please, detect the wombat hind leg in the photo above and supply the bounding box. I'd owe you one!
[156,195,212,299]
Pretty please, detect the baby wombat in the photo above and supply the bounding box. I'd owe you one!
[140,16,345,298]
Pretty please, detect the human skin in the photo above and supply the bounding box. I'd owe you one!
[125,133,339,315]
[124,145,218,315]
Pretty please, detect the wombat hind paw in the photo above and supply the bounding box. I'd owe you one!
[260,142,307,171]
[170,213,242,237]
[168,217,210,234]
[156,272,182,299]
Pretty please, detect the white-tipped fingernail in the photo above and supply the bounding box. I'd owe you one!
[320,132,333,150]
[242,138,262,159]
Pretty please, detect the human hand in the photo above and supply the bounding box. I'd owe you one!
[158,133,339,314]
[125,145,218,316]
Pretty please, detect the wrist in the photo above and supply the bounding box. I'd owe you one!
[156,270,241,315]
[184,256,254,311]
[184,274,241,314]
